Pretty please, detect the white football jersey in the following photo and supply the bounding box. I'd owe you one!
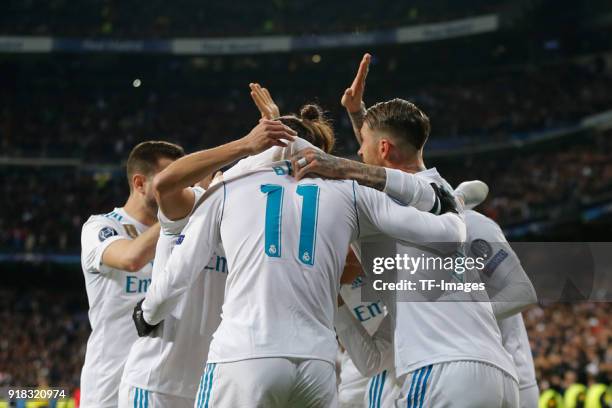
[464,210,537,389]
[338,276,386,406]
[142,163,464,368]
[121,187,228,399]
[356,168,518,381]
[80,207,153,408]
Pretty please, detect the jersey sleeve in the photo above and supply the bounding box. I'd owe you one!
[383,168,436,212]
[354,182,466,251]
[81,216,126,275]
[142,186,224,325]
[470,218,537,319]
[335,305,394,377]
[157,186,206,236]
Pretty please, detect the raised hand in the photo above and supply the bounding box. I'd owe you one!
[250,83,281,119]
[241,119,297,155]
[341,53,371,113]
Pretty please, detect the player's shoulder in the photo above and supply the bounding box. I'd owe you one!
[465,210,505,242]
[82,211,125,239]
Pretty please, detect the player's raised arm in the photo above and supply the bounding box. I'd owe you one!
[153,119,296,221]
[354,181,466,251]
[137,187,224,332]
[341,53,371,144]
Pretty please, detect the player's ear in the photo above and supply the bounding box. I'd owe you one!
[379,138,392,161]
[132,173,147,194]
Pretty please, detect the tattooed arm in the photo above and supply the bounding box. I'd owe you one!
[291,148,438,212]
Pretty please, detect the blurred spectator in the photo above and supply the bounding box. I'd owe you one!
[524,302,611,392]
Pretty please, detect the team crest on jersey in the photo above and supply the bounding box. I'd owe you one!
[123,224,139,239]
[98,227,118,242]
[470,239,492,260]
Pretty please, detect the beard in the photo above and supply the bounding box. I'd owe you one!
[144,194,159,216]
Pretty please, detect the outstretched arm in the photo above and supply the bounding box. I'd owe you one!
[153,120,296,221]
[291,148,437,212]
[341,53,371,145]
[355,182,466,251]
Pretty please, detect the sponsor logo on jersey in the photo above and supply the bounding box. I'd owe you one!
[125,276,152,293]
[353,301,384,322]
[205,254,228,274]
[98,227,118,242]
[176,234,185,245]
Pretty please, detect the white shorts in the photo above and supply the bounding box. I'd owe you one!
[519,384,539,408]
[118,381,194,408]
[396,361,519,408]
[195,358,338,408]
[363,370,400,408]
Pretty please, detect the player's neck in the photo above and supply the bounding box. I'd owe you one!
[123,194,157,226]
[384,154,426,174]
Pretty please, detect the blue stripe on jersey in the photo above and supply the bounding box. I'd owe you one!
[203,363,216,408]
[377,370,387,408]
[351,181,361,238]
[368,374,376,408]
[133,388,138,408]
[220,182,226,224]
[417,365,433,408]
[409,367,427,408]
[368,373,380,408]
[406,367,422,408]
[196,364,210,408]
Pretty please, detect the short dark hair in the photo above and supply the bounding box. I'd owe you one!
[126,141,184,186]
[364,98,431,151]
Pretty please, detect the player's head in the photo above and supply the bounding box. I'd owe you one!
[279,104,335,153]
[359,98,430,166]
[126,141,185,211]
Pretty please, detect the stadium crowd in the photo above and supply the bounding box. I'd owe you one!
[1,0,504,38]
[0,290,89,390]
[524,302,612,390]
[2,58,611,161]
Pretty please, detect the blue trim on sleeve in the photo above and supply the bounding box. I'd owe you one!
[352,181,361,238]
[220,182,227,224]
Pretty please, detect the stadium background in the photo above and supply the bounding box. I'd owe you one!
[1,0,611,406]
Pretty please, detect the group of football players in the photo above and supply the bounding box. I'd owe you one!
[79,53,538,408]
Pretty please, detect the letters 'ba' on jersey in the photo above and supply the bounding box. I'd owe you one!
[80,207,153,408]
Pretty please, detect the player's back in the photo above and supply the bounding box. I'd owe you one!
[207,168,359,366]
[367,169,518,381]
